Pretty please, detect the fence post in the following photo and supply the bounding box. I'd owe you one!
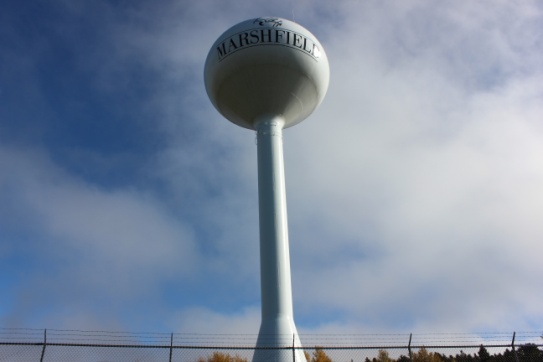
[40,329,47,362]
[169,333,173,362]
[292,334,296,362]
[511,332,519,362]
[408,333,413,362]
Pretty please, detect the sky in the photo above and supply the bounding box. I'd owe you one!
[1,0,542,339]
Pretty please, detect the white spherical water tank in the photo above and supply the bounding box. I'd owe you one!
[204,17,329,129]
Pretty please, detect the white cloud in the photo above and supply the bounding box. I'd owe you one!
[281,1,543,332]
[1,0,542,336]
[0,146,201,327]
[170,306,261,337]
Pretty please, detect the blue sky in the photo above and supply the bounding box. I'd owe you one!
[1,1,542,336]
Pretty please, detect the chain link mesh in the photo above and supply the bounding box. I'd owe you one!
[1,330,541,362]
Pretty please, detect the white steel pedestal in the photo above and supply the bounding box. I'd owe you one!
[253,116,305,362]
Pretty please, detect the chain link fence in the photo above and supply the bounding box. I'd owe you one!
[1,330,541,362]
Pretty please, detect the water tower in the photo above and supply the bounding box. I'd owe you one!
[204,17,329,362]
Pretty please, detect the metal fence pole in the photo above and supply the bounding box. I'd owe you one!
[408,333,413,362]
[292,334,296,362]
[512,332,519,362]
[169,333,173,362]
[40,329,47,362]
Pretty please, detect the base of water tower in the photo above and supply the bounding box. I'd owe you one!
[253,316,306,362]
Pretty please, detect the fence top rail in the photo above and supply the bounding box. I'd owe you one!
[1,329,542,349]
[1,341,542,350]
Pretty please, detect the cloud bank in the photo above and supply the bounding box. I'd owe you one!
[1,0,542,335]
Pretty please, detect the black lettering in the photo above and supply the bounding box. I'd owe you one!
[228,38,238,52]
[250,29,260,44]
[260,29,272,42]
[275,29,285,43]
[303,38,313,53]
[217,42,227,58]
[293,33,302,48]
[239,32,250,47]
[218,29,320,61]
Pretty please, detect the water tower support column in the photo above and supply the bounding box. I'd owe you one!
[254,116,304,362]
